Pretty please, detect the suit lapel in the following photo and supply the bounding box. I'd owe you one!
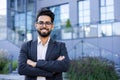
[45,38,55,60]
[31,40,37,61]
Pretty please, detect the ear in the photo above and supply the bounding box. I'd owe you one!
[51,24,54,30]
[34,23,37,29]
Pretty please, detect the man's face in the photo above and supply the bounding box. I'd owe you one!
[35,15,54,37]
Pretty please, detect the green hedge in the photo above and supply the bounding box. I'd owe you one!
[12,60,18,71]
[0,49,18,74]
[68,57,119,80]
[0,49,9,74]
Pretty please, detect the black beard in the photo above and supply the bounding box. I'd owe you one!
[37,30,51,37]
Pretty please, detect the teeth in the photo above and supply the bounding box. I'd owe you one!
[41,29,47,32]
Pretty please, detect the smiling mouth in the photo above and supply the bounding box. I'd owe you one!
[42,29,47,31]
[40,28,48,30]
[40,28,49,32]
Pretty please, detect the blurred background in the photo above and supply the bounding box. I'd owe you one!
[0,0,120,80]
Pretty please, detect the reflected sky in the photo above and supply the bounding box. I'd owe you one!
[0,0,6,15]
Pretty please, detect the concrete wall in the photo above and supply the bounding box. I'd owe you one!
[36,0,69,10]
[0,40,20,60]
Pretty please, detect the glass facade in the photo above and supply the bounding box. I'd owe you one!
[112,22,120,35]
[8,0,36,43]
[5,0,120,71]
[49,4,69,39]
[98,0,114,37]
[100,0,114,23]
[0,0,7,40]
[78,0,90,26]
[49,4,69,29]
[14,12,33,32]
[7,0,120,41]
[98,23,112,37]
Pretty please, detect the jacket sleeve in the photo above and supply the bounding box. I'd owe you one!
[18,42,53,77]
[36,43,70,73]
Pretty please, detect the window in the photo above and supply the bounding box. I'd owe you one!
[78,0,90,26]
[98,23,112,37]
[14,12,25,30]
[100,0,114,23]
[10,0,15,8]
[112,22,120,35]
[50,4,69,29]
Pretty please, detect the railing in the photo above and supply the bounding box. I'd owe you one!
[0,26,25,47]
[7,28,25,47]
[52,22,120,40]
[1,22,120,65]
[69,40,120,66]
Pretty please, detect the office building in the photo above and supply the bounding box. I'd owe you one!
[7,0,120,64]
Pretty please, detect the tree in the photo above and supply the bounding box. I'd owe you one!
[64,19,72,32]
[66,19,71,28]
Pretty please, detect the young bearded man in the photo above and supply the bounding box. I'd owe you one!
[18,8,70,80]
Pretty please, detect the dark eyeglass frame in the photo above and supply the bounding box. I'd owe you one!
[36,21,52,27]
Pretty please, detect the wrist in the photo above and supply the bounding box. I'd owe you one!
[33,62,37,67]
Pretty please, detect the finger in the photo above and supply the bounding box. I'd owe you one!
[61,56,65,59]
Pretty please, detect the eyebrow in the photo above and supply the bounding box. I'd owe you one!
[38,21,51,22]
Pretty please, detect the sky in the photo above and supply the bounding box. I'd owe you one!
[0,0,7,15]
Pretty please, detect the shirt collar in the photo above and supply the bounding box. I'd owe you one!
[37,37,50,47]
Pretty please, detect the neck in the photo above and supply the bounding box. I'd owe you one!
[39,36,50,46]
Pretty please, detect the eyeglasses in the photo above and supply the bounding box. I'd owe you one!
[37,21,52,27]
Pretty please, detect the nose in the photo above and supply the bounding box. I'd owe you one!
[42,23,46,27]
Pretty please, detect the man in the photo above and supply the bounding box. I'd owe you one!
[18,8,70,80]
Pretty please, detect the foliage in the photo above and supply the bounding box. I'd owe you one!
[68,57,119,80]
[0,49,18,74]
[0,49,9,74]
[12,60,18,71]
[66,19,71,28]
[2,63,9,74]
[64,19,72,32]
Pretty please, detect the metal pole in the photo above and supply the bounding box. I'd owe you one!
[24,0,27,41]
[74,46,76,60]
[81,39,84,58]
[32,0,37,40]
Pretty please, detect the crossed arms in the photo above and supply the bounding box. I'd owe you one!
[18,42,70,77]
[27,56,65,72]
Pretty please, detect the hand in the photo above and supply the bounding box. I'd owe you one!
[57,56,65,61]
[27,59,36,67]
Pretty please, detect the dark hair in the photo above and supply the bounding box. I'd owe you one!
[36,8,54,23]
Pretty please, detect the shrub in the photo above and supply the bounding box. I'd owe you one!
[68,57,119,80]
[66,19,71,28]
[2,63,9,74]
[12,60,18,71]
[0,49,9,74]
[0,49,18,74]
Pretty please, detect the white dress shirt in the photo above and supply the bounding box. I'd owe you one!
[37,37,50,80]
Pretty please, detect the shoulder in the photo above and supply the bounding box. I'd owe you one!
[22,40,32,46]
[51,39,66,48]
[54,40,67,51]
[55,41,65,45]
[50,38,65,45]
[21,40,37,48]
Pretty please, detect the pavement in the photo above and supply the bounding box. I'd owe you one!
[0,72,69,80]
[0,74,24,80]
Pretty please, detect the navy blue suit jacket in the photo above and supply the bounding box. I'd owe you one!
[18,38,70,80]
